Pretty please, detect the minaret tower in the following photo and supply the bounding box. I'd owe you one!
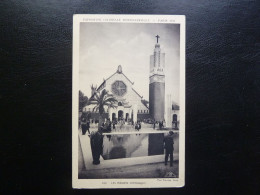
[149,35,165,121]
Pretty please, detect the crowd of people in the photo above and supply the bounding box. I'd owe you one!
[79,117,145,134]
[79,116,179,135]
[153,120,165,130]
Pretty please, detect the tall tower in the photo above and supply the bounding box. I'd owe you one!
[149,35,165,121]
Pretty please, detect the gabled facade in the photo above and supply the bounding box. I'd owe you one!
[83,65,149,122]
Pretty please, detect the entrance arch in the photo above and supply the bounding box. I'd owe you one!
[118,110,124,120]
[112,113,116,121]
[125,113,129,121]
[173,114,177,122]
[172,114,177,128]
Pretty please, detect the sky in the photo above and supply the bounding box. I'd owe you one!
[79,22,180,104]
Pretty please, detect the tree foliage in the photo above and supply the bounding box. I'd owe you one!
[79,90,89,112]
[90,89,118,116]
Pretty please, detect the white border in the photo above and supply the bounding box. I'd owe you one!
[72,14,185,189]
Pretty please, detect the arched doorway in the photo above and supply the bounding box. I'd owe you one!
[173,114,177,122]
[118,110,123,120]
[172,114,177,128]
[112,113,116,121]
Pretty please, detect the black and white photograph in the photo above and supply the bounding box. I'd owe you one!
[72,15,185,188]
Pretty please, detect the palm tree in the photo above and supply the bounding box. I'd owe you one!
[90,89,117,128]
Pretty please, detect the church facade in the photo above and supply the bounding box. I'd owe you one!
[83,37,179,127]
[83,65,149,122]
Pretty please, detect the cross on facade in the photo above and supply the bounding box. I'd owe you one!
[116,86,124,91]
[156,35,160,43]
[115,81,125,91]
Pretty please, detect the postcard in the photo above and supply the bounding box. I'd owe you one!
[72,14,185,188]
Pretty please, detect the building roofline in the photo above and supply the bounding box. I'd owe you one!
[132,88,142,98]
[106,72,117,81]
[106,70,134,85]
[141,100,149,109]
[121,73,134,84]
[96,80,106,91]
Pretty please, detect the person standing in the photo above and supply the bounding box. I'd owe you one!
[86,121,90,134]
[90,129,103,165]
[159,121,162,130]
[161,120,164,129]
[112,121,116,131]
[135,122,138,131]
[81,117,87,135]
[163,131,174,166]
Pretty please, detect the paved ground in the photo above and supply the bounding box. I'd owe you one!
[79,161,178,179]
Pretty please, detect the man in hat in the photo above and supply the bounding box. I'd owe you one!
[163,131,174,166]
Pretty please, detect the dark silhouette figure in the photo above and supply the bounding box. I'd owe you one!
[112,121,116,131]
[135,122,138,131]
[81,117,87,135]
[159,121,162,130]
[86,121,90,134]
[108,119,112,132]
[161,121,164,129]
[164,131,174,166]
[90,130,103,165]
[135,122,141,131]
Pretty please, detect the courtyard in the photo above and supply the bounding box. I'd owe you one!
[78,123,179,179]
